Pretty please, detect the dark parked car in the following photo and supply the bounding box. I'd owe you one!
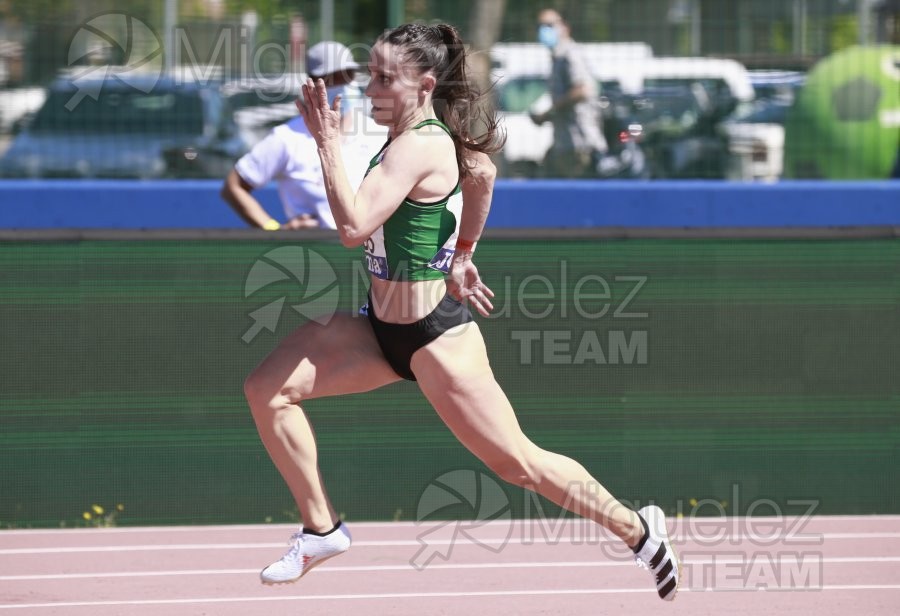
[628,82,730,179]
[161,75,304,178]
[0,74,247,179]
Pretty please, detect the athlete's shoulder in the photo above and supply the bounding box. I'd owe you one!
[393,123,453,156]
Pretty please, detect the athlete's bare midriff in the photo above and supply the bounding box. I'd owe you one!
[368,276,448,324]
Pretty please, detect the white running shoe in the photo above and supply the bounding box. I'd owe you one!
[260,522,352,585]
[634,505,680,601]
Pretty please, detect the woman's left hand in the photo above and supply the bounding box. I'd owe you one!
[448,255,494,317]
[296,78,342,147]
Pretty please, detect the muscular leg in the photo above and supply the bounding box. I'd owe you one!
[244,312,400,531]
[411,322,643,547]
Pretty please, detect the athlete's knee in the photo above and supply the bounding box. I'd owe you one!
[489,446,546,488]
[243,369,278,414]
[243,361,315,413]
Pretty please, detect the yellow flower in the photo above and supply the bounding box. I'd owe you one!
[91,504,105,515]
[82,512,92,521]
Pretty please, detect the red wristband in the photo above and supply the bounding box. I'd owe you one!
[455,237,477,252]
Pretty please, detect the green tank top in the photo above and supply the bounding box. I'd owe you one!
[361,119,462,282]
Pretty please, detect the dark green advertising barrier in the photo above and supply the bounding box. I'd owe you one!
[1,237,898,527]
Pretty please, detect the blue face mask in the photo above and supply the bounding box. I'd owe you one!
[325,84,361,117]
[538,24,559,49]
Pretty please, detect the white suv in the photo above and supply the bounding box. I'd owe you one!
[491,43,650,177]
[718,70,805,182]
[491,44,754,179]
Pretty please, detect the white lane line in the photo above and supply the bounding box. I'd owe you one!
[2,515,899,535]
[3,532,900,555]
[1,556,899,582]
[2,585,900,609]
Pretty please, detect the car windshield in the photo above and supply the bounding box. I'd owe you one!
[498,77,624,114]
[497,77,547,113]
[645,77,736,116]
[729,99,791,124]
[30,89,205,135]
[632,87,700,122]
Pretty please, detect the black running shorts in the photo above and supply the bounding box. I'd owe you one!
[363,293,473,381]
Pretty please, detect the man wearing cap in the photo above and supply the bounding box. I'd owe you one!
[222,41,383,230]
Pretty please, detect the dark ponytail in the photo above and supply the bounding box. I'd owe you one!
[378,23,505,178]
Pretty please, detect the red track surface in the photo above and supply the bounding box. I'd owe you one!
[2,516,899,615]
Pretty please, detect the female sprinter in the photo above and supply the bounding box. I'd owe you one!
[244,23,679,601]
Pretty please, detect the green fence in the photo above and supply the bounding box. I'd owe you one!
[3,1,899,182]
[1,236,898,527]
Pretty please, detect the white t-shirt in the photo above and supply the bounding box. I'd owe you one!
[235,114,385,229]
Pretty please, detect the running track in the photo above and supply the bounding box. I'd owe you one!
[2,516,898,615]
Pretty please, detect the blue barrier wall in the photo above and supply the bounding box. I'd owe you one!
[1,179,898,228]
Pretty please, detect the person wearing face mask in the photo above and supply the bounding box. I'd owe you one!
[222,41,384,229]
[529,9,608,179]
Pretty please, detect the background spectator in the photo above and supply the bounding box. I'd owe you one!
[528,8,607,179]
[221,41,382,230]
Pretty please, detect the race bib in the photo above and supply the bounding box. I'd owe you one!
[363,233,389,280]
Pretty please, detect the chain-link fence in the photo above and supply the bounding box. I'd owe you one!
[0,0,898,180]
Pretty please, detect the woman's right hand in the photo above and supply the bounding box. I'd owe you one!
[296,78,343,148]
